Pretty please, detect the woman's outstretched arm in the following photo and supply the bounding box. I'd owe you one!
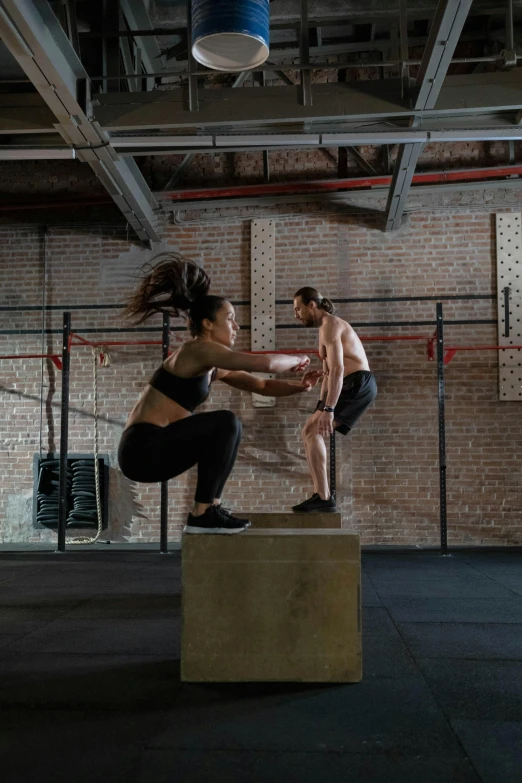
[217,369,323,397]
[193,341,310,375]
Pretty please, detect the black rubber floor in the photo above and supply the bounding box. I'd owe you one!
[0,549,521,783]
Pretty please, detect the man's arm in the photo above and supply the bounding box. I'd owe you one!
[324,332,344,409]
[316,326,344,436]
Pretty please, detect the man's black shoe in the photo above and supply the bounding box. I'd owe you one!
[291,494,337,513]
[184,504,251,534]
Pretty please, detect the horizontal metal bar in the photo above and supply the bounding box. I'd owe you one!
[110,134,213,147]
[90,54,508,80]
[325,132,427,144]
[109,128,522,155]
[0,147,75,159]
[430,129,522,141]
[0,294,494,314]
[215,134,321,146]
[0,320,497,337]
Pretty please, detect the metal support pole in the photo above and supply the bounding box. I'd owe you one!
[399,0,409,97]
[382,144,391,174]
[436,303,448,555]
[299,0,312,106]
[57,311,71,553]
[329,432,336,502]
[507,0,515,53]
[262,150,270,182]
[186,0,199,111]
[160,312,170,553]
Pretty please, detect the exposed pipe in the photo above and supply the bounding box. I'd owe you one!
[158,164,522,201]
[1,164,522,213]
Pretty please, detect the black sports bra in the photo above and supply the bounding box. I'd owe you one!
[149,365,216,412]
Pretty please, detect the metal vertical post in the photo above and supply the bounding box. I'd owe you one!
[299,0,312,106]
[187,0,199,111]
[436,303,448,555]
[160,312,170,554]
[57,311,71,553]
[329,433,336,502]
[507,0,515,53]
[262,150,270,182]
[261,70,270,181]
[399,0,409,96]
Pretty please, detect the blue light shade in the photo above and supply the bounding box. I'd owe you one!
[191,0,270,72]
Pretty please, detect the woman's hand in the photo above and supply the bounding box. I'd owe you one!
[300,369,324,391]
[289,355,310,372]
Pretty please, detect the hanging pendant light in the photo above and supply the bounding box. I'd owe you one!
[191,0,270,72]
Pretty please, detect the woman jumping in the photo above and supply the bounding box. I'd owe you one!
[118,253,322,535]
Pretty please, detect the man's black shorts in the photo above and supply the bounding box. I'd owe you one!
[332,370,377,435]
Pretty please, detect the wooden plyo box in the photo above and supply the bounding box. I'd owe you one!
[246,511,342,529]
[181,528,361,683]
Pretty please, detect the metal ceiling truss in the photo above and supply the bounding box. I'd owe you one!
[1,0,522,229]
[6,125,522,159]
[0,0,160,242]
[385,0,474,231]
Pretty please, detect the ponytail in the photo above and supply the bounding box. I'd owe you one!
[320,296,334,314]
[123,252,210,324]
[123,251,229,338]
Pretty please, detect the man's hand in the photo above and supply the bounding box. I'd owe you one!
[300,369,324,391]
[317,410,334,437]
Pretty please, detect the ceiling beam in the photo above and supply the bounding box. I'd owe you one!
[0,72,522,135]
[7,126,522,161]
[3,69,522,137]
[91,69,522,132]
[0,0,160,242]
[385,0,474,231]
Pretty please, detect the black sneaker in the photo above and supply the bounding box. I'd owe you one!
[213,505,251,529]
[184,504,250,535]
[291,494,337,513]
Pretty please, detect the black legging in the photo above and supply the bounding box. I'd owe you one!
[118,410,242,504]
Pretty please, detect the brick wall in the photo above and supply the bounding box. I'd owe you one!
[1,209,521,546]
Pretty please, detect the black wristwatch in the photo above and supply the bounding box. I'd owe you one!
[323,405,335,413]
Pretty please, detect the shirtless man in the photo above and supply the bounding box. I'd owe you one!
[291,286,377,513]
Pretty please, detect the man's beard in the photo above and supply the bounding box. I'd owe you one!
[303,316,315,327]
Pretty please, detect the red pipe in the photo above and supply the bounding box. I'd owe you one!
[161,164,522,201]
[0,164,520,212]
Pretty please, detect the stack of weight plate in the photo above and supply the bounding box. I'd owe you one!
[36,458,70,527]
[66,458,100,528]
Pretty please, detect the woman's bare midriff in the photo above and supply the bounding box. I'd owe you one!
[124,343,213,430]
[125,386,192,429]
